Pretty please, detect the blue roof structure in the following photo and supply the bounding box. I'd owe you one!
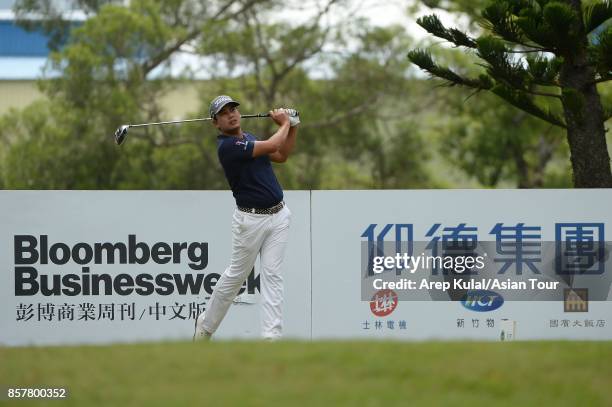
[0,19,52,78]
[0,16,82,79]
[0,20,50,57]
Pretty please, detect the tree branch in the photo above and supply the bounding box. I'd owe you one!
[524,89,562,99]
[408,49,492,89]
[506,40,551,53]
[416,14,477,48]
[491,85,567,128]
[304,93,383,129]
[141,0,261,76]
[242,10,268,99]
[506,48,554,53]
[250,9,277,78]
[247,0,338,103]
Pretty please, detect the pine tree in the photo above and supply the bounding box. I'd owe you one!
[408,0,612,187]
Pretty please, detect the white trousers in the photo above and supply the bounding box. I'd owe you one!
[202,205,291,339]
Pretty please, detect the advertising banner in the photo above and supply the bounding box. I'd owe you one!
[311,190,612,340]
[0,191,311,345]
[2,189,611,345]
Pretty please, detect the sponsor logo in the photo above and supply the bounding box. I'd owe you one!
[564,288,588,312]
[235,140,248,150]
[461,290,504,312]
[369,289,398,317]
[12,234,260,296]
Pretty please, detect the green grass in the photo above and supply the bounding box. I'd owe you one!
[1,341,611,406]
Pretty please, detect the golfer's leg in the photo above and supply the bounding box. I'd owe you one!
[202,211,265,334]
[259,206,291,339]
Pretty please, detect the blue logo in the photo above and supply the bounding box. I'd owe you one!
[461,290,504,312]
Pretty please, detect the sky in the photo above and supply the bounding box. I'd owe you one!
[0,0,463,80]
[164,0,463,79]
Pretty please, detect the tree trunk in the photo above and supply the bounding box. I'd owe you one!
[532,133,558,188]
[559,0,612,188]
[559,73,612,187]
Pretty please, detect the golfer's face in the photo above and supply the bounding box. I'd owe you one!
[215,104,241,132]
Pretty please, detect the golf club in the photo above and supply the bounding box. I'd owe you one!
[114,111,299,145]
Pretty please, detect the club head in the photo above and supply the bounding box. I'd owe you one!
[114,125,129,145]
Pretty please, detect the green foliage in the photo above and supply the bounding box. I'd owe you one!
[5,0,604,189]
[0,100,117,188]
[591,25,612,78]
[543,2,578,32]
[409,0,612,187]
[438,90,571,187]
[476,35,529,89]
[14,0,108,50]
[583,0,612,32]
[525,55,562,85]
[416,15,477,47]
[1,1,438,190]
[0,0,244,189]
[407,50,490,88]
[482,1,528,44]
[194,15,433,189]
[491,83,566,126]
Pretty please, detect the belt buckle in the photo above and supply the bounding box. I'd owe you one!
[251,208,255,214]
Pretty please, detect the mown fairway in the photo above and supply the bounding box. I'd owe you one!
[1,341,611,406]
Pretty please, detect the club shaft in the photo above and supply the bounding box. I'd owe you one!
[128,114,270,128]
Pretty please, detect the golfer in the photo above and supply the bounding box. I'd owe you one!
[194,95,299,340]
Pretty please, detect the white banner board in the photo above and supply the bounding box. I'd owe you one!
[311,190,612,340]
[0,191,311,346]
[2,189,611,345]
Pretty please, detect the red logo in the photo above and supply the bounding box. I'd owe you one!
[370,289,398,317]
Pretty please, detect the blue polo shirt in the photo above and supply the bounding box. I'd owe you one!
[217,132,284,208]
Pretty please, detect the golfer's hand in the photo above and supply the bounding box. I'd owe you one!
[270,109,290,126]
[283,108,300,127]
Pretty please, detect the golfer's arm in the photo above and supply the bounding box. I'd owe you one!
[252,122,290,158]
[270,126,297,163]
